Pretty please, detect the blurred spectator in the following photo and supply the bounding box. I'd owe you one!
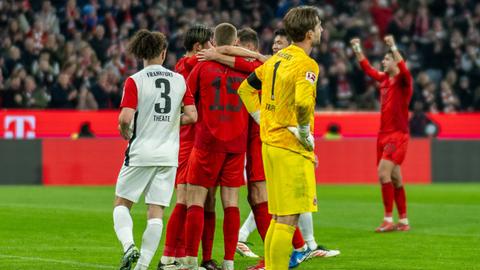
[90,25,110,64]
[23,75,49,108]
[457,76,474,111]
[410,101,433,137]
[78,122,95,138]
[440,80,459,113]
[49,73,77,108]
[90,71,121,109]
[1,75,23,108]
[0,0,478,112]
[323,123,342,140]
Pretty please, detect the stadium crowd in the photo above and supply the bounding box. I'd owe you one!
[0,0,479,112]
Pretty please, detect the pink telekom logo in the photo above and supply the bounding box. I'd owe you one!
[4,116,36,139]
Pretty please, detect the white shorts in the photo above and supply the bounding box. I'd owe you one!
[115,165,177,206]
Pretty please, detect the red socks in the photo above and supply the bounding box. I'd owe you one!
[381,182,394,217]
[163,203,187,257]
[185,205,204,257]
[394,186,407,219]
[202,211,216,261]
[292,227,305,249]
[252,202,272,241]
[223,207,240,260]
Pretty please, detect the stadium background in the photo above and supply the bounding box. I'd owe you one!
[0,0,479,270]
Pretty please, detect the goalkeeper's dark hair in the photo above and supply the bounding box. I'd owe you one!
[184,24,213,51]
[283,6,321,42]
[238,27,259,50]
[127,29,168,60]
[274,28,291,42]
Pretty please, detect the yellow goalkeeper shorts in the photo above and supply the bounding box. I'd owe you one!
[262,143,318,216]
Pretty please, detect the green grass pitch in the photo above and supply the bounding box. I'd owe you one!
[0,184,479,270]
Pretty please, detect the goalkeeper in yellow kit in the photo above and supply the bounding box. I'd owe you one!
[238,6,323,270]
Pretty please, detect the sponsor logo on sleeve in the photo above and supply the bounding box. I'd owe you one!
[306,72,316,84]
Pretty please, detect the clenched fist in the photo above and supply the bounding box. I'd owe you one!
[384,35,396,47]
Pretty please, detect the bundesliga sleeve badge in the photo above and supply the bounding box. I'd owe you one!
[305,71,317,84]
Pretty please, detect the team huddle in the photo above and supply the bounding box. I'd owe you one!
[111,5,412,270]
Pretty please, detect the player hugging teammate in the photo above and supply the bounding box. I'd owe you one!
[108,4,417,270]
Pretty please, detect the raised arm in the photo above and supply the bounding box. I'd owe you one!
[384,35,412,86]
[351,38,386,82]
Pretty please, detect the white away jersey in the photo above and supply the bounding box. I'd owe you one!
[120,64,193,167]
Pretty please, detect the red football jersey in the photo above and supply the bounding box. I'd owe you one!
[175,56,199,143]
[360,59,413,133]
[233,57,263,138]
[187,60,249,153]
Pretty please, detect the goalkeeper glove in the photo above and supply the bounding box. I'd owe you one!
[287,125,314,151]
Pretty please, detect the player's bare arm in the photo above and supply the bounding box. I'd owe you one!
[217,45,268,62]
[350,38,366,61]
[181,104,197,125]
[197,47,236,67]
[118,107,135,140]
[198,46,268,64]
[384,35,403,62]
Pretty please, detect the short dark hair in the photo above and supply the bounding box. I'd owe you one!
[184,24,213,51]
[283,6,321,42]
[386,49,406,59]
[127,29,168,60]
[238,27,259,50]
[214,23,237,46]
[274,28,291,42]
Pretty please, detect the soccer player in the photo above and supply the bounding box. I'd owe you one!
[183,23,248,270]
[158,24,220,270]
[113,29,197,270]
[271,28,291,54]
[350,35,412,232]
[239,6,324,270]
[202,27,339,269]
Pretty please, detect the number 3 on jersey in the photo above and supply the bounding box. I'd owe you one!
[154,78,171,114]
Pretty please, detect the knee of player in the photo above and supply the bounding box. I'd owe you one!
[205,197,216,211]
[147,204,165,219]
[377,170,391,183]
[391,177,403,187]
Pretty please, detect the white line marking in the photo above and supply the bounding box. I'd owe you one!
[0,254,116,269]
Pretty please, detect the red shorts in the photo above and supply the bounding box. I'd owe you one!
[246,135,265,182]
[377,132,409,165]
[175,140,194,186]
[187,147,245,188]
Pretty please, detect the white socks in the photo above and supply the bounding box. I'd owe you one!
[238,211,257,242]
[299,212,318,250]
[384,216,394,223]
[134,218,163,270]
[113,205,134,252]
[399,218,409,225]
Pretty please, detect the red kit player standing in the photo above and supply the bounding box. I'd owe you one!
[183,23,249,270]
[351,35,413,232]
[158,24,216,270]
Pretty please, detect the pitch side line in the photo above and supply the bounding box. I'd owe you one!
[0,254,115,269]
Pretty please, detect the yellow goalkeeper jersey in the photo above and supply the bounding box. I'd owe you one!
[238,44,319,161]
